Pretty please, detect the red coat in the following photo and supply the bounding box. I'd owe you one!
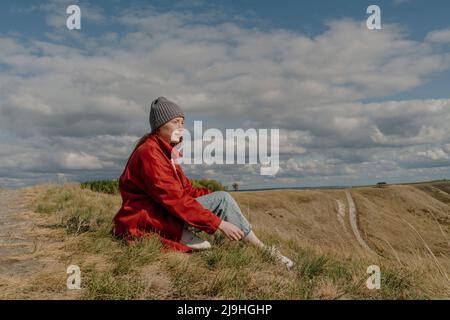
[112,133,222,252]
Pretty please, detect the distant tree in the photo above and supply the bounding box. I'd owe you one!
[232,183,239,192]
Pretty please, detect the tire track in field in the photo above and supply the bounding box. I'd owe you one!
[345,190,378,255]
[335,199,347,233]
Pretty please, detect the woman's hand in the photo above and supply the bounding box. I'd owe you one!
[218,220,245,241]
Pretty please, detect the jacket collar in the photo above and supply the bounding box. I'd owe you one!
[150,133,183,159]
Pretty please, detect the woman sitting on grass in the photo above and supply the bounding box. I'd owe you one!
[113,96,294,269]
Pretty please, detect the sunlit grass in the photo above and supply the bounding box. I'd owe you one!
[26,182,448,299]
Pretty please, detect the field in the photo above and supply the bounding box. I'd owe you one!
[0,180,449,299]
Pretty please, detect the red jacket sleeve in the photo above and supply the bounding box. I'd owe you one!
[137,148,221,234]
[179,171,212,198]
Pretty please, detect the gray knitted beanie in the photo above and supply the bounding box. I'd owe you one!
[149,97,185,132]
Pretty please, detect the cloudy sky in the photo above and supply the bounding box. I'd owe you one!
[1,0,450,189]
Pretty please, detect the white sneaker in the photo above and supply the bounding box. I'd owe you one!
[181,228,211,251]
[267,245,294,269]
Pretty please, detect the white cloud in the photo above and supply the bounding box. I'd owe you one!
[1,6,450,188]
[58,152,107,170]
[426,28,450,44]
[417,148,450,161]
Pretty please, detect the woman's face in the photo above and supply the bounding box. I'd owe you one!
[156,117,185,144]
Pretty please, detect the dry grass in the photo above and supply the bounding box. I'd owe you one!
[1,180,449,299]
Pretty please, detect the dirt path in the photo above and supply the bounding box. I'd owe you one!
[0,188,73,299]
[335,199,347,232]
[345,191,377,256]
[0,189,44,276]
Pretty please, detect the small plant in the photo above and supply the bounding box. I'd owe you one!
[201,250,224,270]
[297,254,329,280]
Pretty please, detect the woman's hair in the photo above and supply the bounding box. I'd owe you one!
[124,128,182,168]
[133,132,154,154]
[124,132,154,168]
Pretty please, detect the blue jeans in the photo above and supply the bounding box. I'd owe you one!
[193,191,252,237]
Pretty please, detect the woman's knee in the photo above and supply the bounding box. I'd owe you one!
[212,191,236,205]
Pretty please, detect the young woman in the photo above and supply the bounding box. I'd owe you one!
[113,97,294,268]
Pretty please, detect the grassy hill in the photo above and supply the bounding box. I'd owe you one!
[1,180,449,299]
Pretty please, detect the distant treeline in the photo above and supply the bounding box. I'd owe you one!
[80,179,119,194]
[80,178,227,194]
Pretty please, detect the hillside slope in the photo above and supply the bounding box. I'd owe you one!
[0,180,449,299]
